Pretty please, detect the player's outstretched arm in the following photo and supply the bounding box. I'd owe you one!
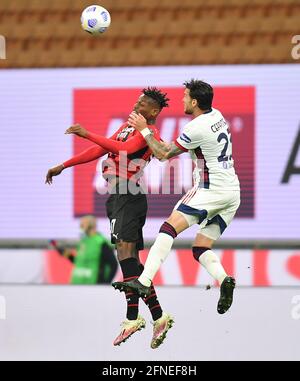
[65,124,146,155]
[127,112,185,161]
[45,145,107,185]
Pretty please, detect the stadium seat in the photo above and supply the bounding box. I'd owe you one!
[32,23,55,39]
[258,15,285,33]
[239,43,266,64]
[102,47,128,66]
[0,0,295,67]
[3,38,23,65]
[125,46,152,66]
[235,15,261,34]
[177,0,203,9]
[14,45,41,68]
[138,0,169,11]
[0,20,35,40]
[77,48,104,67]
[5,0,30,13]
[151,9,175,22]
[54,20,83,39]
[0,0,10,11]
[59,46,84,67]
[264,42,294,63]
[159,0,186,9]
[222,0,246,7]
[119,21,145,38]
[151,46,180,65]
[144,20,167,38]
[48,0,74,12]
[107,0,161,12]
[203,0,229,6]
[219,44,244,64]
[27,0,53,12]
[214,17,238,35]
[282,15,300,33]
[188,18,218,37]
[200,47,220,65]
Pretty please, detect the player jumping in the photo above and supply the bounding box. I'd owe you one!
[113,79,240,315]
[45,88,174,348]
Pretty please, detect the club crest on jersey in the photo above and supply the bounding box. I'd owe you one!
[117,126,135,141]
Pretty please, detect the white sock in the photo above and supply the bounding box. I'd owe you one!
[199,250,227,285]
[139,233,174,287]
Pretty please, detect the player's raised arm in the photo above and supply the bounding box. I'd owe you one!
[45,144,107,185]
[127,112,185,161]
[65,124,147,155]
[45,124,124,185]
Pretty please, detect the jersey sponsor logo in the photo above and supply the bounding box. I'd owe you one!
[73,87,255,218]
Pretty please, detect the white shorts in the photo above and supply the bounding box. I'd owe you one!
[174,187,240,240]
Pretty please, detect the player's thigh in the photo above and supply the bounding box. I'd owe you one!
[196,191,240,244]
[166,210,191,234]
[217,191,240,230]
[119,194,146,240]
[171,187,205,231]
[174,188,227,228]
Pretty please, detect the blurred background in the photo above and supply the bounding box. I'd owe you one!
[0,0,300,361]
[0,0,299,67]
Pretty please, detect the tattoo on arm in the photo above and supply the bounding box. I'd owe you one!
[164,142,184,160]
[144,135,168,160]
[144,135,184,161]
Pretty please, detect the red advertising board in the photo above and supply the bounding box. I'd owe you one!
[73,86,255,218]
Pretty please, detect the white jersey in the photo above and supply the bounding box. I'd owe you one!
[175,108,240,191]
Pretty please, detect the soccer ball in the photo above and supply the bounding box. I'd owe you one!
[81,5,111,35]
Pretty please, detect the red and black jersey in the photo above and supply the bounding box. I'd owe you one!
[63,122,161,183]
[101,123,161,182]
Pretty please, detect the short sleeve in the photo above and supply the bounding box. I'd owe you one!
[176,121,203,150]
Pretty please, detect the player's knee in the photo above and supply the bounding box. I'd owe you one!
[192,246,210,261]
[159,221,177,239]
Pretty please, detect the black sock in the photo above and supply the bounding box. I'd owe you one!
[119,258,140,320]
[138,264,163,321]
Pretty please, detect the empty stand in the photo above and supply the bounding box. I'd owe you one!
[0,0,298,68]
